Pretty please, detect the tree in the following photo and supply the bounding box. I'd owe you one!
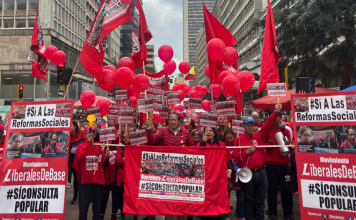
[268,0,356,90]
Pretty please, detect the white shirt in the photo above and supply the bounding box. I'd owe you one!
[170,127,180,136]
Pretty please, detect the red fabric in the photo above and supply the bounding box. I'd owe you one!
[233,112,278,169]
[31,57,49,81]
[185,74,195,81]
[74,141,106,185]
[0,143,3,167]
[79,0,131,81]
[256,122,262,128]
[257,0,281,94]
[104,148,118,185]
[115,149,125,186]
[252,88,338,110]
[203,3,237,84]
[146,127,195,146]
[31,9,45,55]
[123,145,229,215]
[68,131,84,170]
[197,141,231,162]
[266,128,294,165]
[131,0,153,69]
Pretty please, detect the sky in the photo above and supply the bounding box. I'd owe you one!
[143,0,183,75]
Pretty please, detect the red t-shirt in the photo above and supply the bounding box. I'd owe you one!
[265,128,294,165]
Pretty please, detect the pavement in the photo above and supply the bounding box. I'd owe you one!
[65,184,301,220]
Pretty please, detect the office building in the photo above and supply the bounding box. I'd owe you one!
[0,0,121,104]
[146,45,155,69]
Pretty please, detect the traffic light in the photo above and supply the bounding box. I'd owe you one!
[57,64,65,85]
[18,85,23,99]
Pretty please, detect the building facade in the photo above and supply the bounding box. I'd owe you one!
[183,0,216,69]
[0,0,121,105]
[146,45,155,69]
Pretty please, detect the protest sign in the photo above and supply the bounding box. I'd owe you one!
[232,120,244,134]
[267,83,287,96]
[291,91,356,219]
[216,101,236,117]
[153,103,162,114]
[128,130,148,145]
[124,146,229,215]
[160,105,169,119]
[0,100,73,220]
[186,108,198,121]
[118,109,134,124]
[188,98,202,109]
[137,98,154,113]
[109,103,119,109]
[107,113,118,121]
[126,123,136,131]
[99,127,116,142]
[199,112,218,128]
[86,107,101,120]
[168,93,180,105]
[115,90,128,100]
[345,95,356,110]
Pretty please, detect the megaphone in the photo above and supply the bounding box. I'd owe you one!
[274,131,290,156]
[234,166,252,183]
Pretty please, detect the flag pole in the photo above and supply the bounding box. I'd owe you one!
[64,57,80,99]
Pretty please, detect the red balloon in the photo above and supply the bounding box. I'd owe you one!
[223,47,239,66]
[103,65,117,72]
[191,86,196,91]
[80,90,95,109]
[158,45,174,63]
[188,85,192,90]
[177,105,184,112]
[129,96,137,106]
[52,51,66,65]
[223,89,228,98]
[177,90,185,102]
[238,71,255,92]
[209,84,222,98]
[172,86,179,92]
[44,45,57,61]
[96,99,110,116]
[118,57,135,71]
[183,87,189,95]
[201,86,208,94]
[128,85,137,97]
[197,91,204,99]
[201,100,211,112]
[179,83,186,91]
[97,69,117,92]
[207,38,226,61]
[188,90,198,98]
[205,65,210,78]
[196,85,202,92]
[218,70,234,85]
[117,67,135,89]
[164,60,176,75]
[229,67,239,77]
[179,62,190,74]
[222,76,240,96]
[133,74,149,93]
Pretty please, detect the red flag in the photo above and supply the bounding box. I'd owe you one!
[31,8,45,55]
[131,0,153,69]
[257,0,281,94]
[203,3,237,84]
[79,0,131,81]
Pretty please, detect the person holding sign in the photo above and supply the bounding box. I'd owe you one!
[232,103,282,220]
[74,126,106,220]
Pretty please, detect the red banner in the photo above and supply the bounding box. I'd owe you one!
[124,146,229,215]
[292,91,356,219]
[0,100,73,220]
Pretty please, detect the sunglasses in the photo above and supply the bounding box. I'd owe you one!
[193,133,201,136]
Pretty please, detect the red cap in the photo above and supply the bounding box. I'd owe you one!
[0,124,4,131]
[84,126,95,134]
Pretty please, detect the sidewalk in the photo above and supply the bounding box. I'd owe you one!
[65,186,301,220]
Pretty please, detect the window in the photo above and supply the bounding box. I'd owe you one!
[28,19,35,27]
[17,0,26,10]
[16,19,26,28]
[28,0,39,10]
[4,18,14,28]
[0,0,2,11]
[1,73,34,99]
[4,0,14,10]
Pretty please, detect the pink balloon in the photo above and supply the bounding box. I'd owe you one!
[118,57,135,71]
[207,38,226,61]
[117,67,135,89]
[158,45,174,63]
[188,90,198,98]
[133,74,150,93]
[80,90,95,109]
[179,62,190,74]
[164,60,176,75]
[97,69,117,92]
[238,71,255,92]
[52,51,66,65]
[209,84,222,98]
[129,96,137,106]
[96,99,110,115]
[177,90,185,102]
[177,105,184,112]
[201,86,208,94]
[222,76,240,96]
[218,70,234,85]
[201,100,211,112]
[44,45,57,61]
[103,65,117,72]
[223,47,239,66]
[205,65,210,78]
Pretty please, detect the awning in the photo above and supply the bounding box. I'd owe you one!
[0,106,11,113]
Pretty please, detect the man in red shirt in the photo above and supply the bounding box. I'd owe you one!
[0,124,4,167]
[43,133,61,153]
[233,103,282,220]
[340,128,356,148]
[75,126,106,220]
[266,112,295,220]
